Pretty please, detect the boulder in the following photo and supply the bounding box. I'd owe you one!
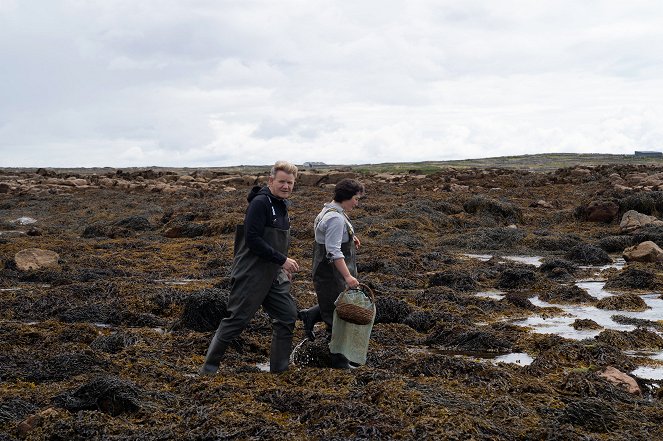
[585,200,619,223]
[297,171,325,186]
[14,248,60,271]
[620,210,663,233]
[598,366,641,394]
[623,241,663,263]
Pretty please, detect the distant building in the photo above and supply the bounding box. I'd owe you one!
[635,151,662,158]
[302,161,327,168]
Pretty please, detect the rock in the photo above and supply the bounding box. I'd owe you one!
[620,210,663,233]
[0,182,10,193]
[623,241,663,263]
[599,366,641,394]
[297,171,325,186]
[14,248,60,271]
[178,175,195,183]
[531,200,554,209]
[585,200,619,223]
[17,407,60,438]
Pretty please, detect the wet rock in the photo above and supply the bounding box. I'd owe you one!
[530,234,582,252]
[539,285,596,304]
[599,366,641,394]
[596,294,648,312]
[114,216,151,231]
[620,210,663,233]
[565,244,612,265]
[451,227,526,250]
[611,314,663,331]
[502,292,536,310]
[162,220,210,238]
[623,240,663,262]
[14,248,60,271]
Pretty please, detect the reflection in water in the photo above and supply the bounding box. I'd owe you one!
[492,352,534,366]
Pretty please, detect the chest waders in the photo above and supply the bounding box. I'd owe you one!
[200,225,297,374]
[312,232,357,330]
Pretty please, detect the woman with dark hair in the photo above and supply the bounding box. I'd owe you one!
[299,178,364,368]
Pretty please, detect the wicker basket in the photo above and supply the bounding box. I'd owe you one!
[335,283,376,325]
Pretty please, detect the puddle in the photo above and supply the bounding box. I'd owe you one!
[0,287,23,292]
[462,254,543,267]
[514,281,663,342]
[631,366,663,380]
[492,352,534,366]
[581,257,626,271]
[256,362,270,372]
[153,278,211,285]
[475,290,505,300]
[12,217,37,225]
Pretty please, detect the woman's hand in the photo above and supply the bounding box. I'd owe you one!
[353,235,361,249]
[344,274,359,288]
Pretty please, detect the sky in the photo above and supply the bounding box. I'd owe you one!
[1,0,662,167]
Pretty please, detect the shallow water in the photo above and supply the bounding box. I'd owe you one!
[462,254,543,267]
[475,290,505,300]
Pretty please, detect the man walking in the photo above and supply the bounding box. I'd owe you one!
[200,160,300,374]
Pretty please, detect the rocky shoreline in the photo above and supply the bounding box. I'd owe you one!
[2,163,663,440]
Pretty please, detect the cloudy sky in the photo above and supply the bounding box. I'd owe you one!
[1,0,662,167]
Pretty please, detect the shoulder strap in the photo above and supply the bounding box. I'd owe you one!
[316,207,354,237]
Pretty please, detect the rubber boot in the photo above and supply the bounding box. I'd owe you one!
[298,305,321,341]
[269,336,292,373]
[199,337,228,375]
[330,352,351,369]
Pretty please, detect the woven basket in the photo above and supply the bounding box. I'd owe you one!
[335,283,376,325]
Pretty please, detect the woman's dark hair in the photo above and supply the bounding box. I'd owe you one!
[333,179,364,202]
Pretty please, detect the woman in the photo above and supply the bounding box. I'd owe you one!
[299,178,364,368]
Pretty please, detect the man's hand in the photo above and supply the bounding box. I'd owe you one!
[282,257,299,273]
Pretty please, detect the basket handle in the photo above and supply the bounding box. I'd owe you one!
[356,283,375,303]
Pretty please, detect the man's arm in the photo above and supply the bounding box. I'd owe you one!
[244,196,287,264]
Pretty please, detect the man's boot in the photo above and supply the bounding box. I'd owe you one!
[269,336,292,373]
[330,352,350,369]
[298,305,321,341]
[199,337,228,375]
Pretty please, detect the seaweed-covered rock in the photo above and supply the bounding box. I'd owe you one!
[428,271,477,292]
[558,397,618,432]
[539,285,596,304]
[565,244,612,265]
[604,266,659,291]
[375,297,412,324]
[177,288,229,332]
[596,294,648,312]
[538,258,578,281]
[594,328,663,350]
[572,319,602,330]
[402,311,438,333]
[611,314,663,331]
[463,195,522,223]
[53,376,143,416]
[424,324,513,353]
[496,268,537,290]
[90,332,139,354]
[0,398,38,424]
[597,235,633,253]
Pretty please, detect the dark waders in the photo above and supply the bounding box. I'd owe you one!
[200,226,297,374]
[311,239,357,369]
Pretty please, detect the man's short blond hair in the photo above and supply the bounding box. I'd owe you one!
[271,161,298,178]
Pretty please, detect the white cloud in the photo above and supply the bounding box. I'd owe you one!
[1,0,663,167]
